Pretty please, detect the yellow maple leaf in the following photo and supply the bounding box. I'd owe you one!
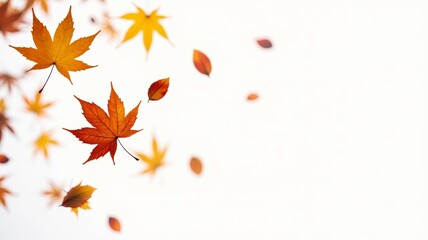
[136,136,167,175]
[10,7,99,92]
[24,91,53,117]
[120,6,171,56]
[34,131,58,158]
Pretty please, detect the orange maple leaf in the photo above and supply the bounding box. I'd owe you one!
[10,7,99,92]
[0,176,12,209]
[42,181,63,206]
[64,83,142,165]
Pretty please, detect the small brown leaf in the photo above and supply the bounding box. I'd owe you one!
[193,50,212,77]
[256,38,273,48]
[148,77,169,102]
[108,216,121,232]
[0,154,9,164]
[247,93,259,101]
[190,156,203,175]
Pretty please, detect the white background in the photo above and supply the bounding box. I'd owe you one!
[1,0,428,239]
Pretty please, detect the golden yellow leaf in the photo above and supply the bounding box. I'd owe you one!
[34,131,58,159]
[136,136,167,175]
[24,91,53,117]
[120,6,170,56]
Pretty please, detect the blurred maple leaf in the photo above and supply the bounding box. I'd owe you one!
[0,73,21,93]
[27,0,49,14]
[0,176,11,209]
[60,182,95,216]
[64,83,142,165]
[10,7,100,92]
[34,131,58,159]
[120,6,171,56]
[147,77,169,102]
[193,50,212,77]
[0,0,30,36]
[42,181,63,206]
[0,108,14,142]
[101,13,118,40]
[24,91,53,117]
[136,136,167,175]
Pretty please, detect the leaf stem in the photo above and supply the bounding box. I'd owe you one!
[117,138,139,161]
[39,64,55,93]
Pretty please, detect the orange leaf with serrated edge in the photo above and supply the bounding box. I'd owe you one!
[190,156,203,175]
[256,38,272,48]
[136,136,167,175]
[109,216,121,232]
[61,182,95,216]
[0,154,9,164]
[148,77,169,102]
[64,82,142,165]
[10,7,99,92]
[193,50,211,77]
[0,176,12,209]
[120,6,171,56]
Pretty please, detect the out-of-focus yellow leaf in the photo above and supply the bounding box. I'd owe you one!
[34,131,58,159]
[136,136,167,175]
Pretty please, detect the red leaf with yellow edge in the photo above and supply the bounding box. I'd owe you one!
[0,154,9,164]
[10,7,99,92]
[190,156,203,175]
[148,77,169,102]
[64,82,142,165]
[108,216,121,232]
[61,182,95,216]
[193,49,212,77]
[256,38,273,48]
[247,93,259,101]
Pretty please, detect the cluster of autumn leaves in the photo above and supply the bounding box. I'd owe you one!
[0,0,272,234]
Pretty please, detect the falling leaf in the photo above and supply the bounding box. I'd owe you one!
[24,91,54,117]
[256,38,272,48]
[136,136,167,175]
[121,6,170,55]
[35,0,49,13]
[247,93,259,101]
[193,50,212,77]
[34,131,58,159]
[147,77,169,102]
[64,83,142,165]
[0,176,11,208]
[0,111,14,142]
[0,0,29,36]
[10,7,100,92]
[61,182,95,216]
[101,13,118,40]
[190,156,203,175]
[43,181,63,206]
[0,99,6,112]
[0,154,9,164]
[108,216,121,232]
[0,73,19,93]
